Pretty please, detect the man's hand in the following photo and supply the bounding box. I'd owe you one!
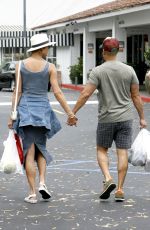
[140,119,147,129]
[67,115,78,126]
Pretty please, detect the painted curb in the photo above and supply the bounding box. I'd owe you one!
[61,84,84,91]
[141,95,150,103]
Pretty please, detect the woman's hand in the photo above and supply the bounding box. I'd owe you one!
[67,115,78,126]
[8,117,14,129]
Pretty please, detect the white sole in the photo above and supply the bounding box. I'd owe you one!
[115,198,125,202]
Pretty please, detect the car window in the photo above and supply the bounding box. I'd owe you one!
[3,63,10,71]
[0,62,16,72]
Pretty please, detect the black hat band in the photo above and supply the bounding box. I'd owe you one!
[32,40,49,48]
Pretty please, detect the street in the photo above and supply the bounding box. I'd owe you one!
[0,89,150,230]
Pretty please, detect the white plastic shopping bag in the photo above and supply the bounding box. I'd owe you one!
[144,131,150,171]
[0,130,23,174]
[128,128,150,167]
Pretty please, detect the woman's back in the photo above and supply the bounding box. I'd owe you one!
[21,58,50,96]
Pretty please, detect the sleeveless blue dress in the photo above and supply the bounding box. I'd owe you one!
[13,61,62,165]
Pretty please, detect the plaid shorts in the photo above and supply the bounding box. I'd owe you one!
[96,120,133,149]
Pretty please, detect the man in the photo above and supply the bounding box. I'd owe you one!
[69,37,147,201]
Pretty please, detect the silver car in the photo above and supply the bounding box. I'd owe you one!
[0,61,17,91]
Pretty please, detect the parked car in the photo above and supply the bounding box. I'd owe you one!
[0,61,51,92]
[0,61,17,91]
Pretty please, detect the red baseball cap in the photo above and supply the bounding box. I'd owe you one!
[102,37,119,53]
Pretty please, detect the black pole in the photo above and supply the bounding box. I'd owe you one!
[23,0,26,56]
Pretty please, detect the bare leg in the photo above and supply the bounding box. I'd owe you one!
[97,145,116,199]
[116,148,128,191]
[97,146,112,181]
[37,151,46,185]
[25,143,36,195]
[37,151,51,199]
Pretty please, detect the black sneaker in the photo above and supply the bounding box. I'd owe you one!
[99,179,116,200]
[39,184,51,199]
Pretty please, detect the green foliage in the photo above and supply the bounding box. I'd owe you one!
[144,48,150,66]
[144,48,150,94]
[69,57,83,84]
[145,71,150,94]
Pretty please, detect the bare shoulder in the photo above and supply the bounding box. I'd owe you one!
[49,63,57,73]
[22,57,29,62]
[49,63,56,69]
[15,61,20,70]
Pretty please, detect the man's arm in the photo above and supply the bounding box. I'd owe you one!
[130,83,147,128]
[72,83,97,114]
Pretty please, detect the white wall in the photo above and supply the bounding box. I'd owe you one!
[71,34,80,65]
[57,47,72,83]
[112,17,127,62]
[83,28,96,84]
[49,7,150,84]
[89,18,113,32]
[118,9,150,28]
[56,35,81,84]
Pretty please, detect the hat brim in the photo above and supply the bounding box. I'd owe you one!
[27,41,56,52]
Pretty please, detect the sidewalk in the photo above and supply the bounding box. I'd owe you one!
[61,83,150,102]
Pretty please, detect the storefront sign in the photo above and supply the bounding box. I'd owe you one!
[88,43,94,53]
[119,41,124,52]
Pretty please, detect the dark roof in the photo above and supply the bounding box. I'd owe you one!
[33,0,150,29]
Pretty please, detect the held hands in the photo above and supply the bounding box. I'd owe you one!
[67,113,78,126]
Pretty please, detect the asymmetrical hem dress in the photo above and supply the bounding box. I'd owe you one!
[13,61,62,165]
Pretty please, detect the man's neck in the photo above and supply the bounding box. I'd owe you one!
[105,56,117,61]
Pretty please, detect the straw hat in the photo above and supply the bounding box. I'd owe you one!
[27,33,56,52]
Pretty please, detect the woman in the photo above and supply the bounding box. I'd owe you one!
[8,33,77,204]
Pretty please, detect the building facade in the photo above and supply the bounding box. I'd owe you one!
[0,25,39,65]
[32,0,150,85]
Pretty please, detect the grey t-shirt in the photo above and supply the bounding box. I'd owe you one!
[87,60,139,123]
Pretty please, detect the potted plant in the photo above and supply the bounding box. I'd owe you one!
[69,57,83,84]
[144,48,150,94]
